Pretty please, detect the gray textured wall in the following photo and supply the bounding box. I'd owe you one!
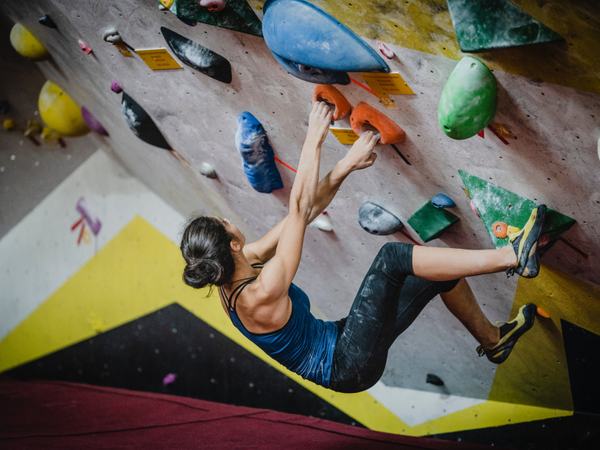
[2,0,598,403]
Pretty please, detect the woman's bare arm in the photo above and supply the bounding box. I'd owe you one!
[251,102,331,301]
[244,131,379,264]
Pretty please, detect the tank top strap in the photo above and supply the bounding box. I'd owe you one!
[221,276,256,310]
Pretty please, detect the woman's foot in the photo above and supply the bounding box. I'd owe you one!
[507,205,547,278]
[476,303,537,364]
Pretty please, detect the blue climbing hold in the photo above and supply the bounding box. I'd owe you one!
[358,201,403,235]
[431,192,456,209]
[271,51,350,85]
[235,112,283,193]
[263,0,389,73]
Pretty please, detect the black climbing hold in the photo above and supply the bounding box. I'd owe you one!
[38,15,57,29]
[358,201,403,235]
[426,373,444,386]
[271,52,350,85]
[175,14,198,26]
[161,27,232,84]
[121,92,170,150]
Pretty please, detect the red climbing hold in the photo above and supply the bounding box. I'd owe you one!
[469,199,479,217]
[78,39,93,54]
[312,85,352,121]
[377,41,395,59]
[198,0,226,12]
[350,102,405,145]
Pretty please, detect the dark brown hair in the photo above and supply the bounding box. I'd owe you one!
[180,216,235,289]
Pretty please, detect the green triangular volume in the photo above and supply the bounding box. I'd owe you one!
[173,0,262,37]
[459,170,575,248]
[446,0,563,52]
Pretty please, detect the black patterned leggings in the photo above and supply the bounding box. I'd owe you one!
[329,242,459,393]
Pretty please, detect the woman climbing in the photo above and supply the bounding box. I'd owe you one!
[180,102,546,393]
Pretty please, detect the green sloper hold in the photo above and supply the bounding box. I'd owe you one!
[408,202,459,243]
[459,170,576,248]
[171,0,262,36]
[447,0,563,52]
[438,56,497,140]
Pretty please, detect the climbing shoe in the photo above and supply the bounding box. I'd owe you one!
[476,303,537,364]
[506,205,547,278]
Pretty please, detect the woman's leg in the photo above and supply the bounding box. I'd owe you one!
[439,279,499,347]
[412,245,516,282]
[412,204,547,281]
[439,278,536,364]
[330,242,414,393]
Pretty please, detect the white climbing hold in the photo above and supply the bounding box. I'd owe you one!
[358,201,403,235]
[103,27,122,44]
[199,162,217,178]
[311,213,333,232]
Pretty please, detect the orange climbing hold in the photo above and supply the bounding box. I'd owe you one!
[312,84,352,121]
[492,221,508,239]
[350,102,405,145]
[536,306,551,318]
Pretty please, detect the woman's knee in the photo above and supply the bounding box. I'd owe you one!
[330,359,385,393]
[374,242,414,276]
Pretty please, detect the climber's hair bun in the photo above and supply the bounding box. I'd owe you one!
[180,216,235,289]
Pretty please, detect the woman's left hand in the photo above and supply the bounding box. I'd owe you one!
[306,101,333,145]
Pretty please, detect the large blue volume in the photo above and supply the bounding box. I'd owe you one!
[235,112,283,193]
[262,0,389,73]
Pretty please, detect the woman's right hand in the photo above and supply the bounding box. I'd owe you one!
[306,101,333,145]
[341,130,379,171]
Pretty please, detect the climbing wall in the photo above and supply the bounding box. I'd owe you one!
[1,0,599,443]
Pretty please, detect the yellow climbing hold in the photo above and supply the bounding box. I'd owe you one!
[2,118,16,131]
[38,81,89,137]
[41,126,62,143]
[9,23,49,61]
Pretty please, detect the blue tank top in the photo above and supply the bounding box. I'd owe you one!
[224,280,339,387]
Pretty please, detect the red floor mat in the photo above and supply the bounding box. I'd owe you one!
[0,378,494,449]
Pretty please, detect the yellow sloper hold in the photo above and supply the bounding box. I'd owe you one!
[9,23,49,61]
[38,81,89,137]
[489,266,600,411]
[0,216,576,436]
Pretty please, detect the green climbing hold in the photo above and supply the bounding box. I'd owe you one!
[438,56,496,140]
[447,0,563,52]
[459,170,576,248]
[408,202,459,243]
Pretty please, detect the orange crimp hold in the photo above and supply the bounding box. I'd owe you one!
[312,84,352,121]
[350,102,406,145]
[492,221,508,239]
[536,306,551,319]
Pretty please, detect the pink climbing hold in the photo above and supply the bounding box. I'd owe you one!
[162,373,177,386]
[110,80,123,94]
[469,199,480,217]
[377,41,395,59]
[78,39,93,54]
[198,0,226,12]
